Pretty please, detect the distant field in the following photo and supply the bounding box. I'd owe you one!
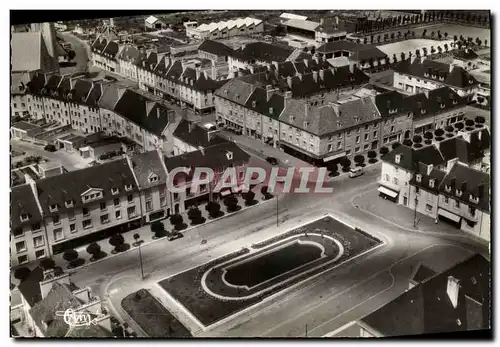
[377,38,454,56]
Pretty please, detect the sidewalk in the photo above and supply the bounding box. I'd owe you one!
[50,189,267,271]
[219,131,313,169]
[352,188,489,245]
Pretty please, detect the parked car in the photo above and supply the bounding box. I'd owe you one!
[266,156,278,165]
[44,144,57,152]
[167,232,184,241]
[349,167,364,178]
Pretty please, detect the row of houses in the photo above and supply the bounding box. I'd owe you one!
[379,128,490,241]
[14,72,174,152]
[10,129,250,267]
[214,66,474,165]
[185,17,264,40]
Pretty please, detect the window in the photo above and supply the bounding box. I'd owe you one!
[53,215,60,225]
[416,174,422,183]
[70,223,77,233]
[100,214,109,224]
[65,200,74,208]
[112,188,119,195]
[82,219,92,229]
[444,196,449,204]
[415,187,420,195]
[35,249,45,259]
[127,206,136,217]
[356,136,360,144]
[454,199,460,209]
[82,208,89,217]
[393,177,399,185]
[426,204,432,212]
[33,235,44,248]
[100,202,107,211]
[160,197,167,207]
[149,175,158,183]
[327,144,333,151]
[20,213,29,222]
[337,142,342,149]
[385,174,390,181]
[15,241,26,253]
[173,192,179,201]
[32,223,41,231]
[346,149,351,156]
[364,144,369,150]
[18,255,28,264]
[50,204,58,212]
[390,126,395,133]
[53,228,64,241]
[347,130,351,136]
[355,147,360,153]
[145,189,152,200]
[146,201,153,211]
[115,210,122,219]
[127,194,133,203]
[364,134,369,141]
[469,206,476,217]
[125,184,133,191]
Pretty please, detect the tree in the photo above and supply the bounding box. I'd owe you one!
[109,233,125,252]
[424,131,433,140]
[475,115,486,123]
[434,128,445,137]
[444,43,449,52]
[151,221,167,238]
[445,125,454,133]
[391,142,401,150]
[86,242,101,257]
[465,119,475,127]
[453,35,458,42]
[187,207,204,225]
[397,31,401,39]
[67,50,76,62]
[339,157,351,169]
[413,135,423,143]
[367,151,377,159]
[422,29,427,38]
[224,195,240,212]
[400,52,406,61]
[444,32,448,40]
[40,258,55,270]
[390,32,395,41]
[133,233,141,243]
[63,250,79,266]
[14,267,31,282]
[484,39,488,47]
[363,37,367,44]
[242,191,256,206]
[206,201,222,217]
[411,31,416,39]
[354,155,365,166]
[403,139,413,146]
[311,46,316,55]
[454,122,464,130]
[170,214,183,227]
[379,147,389,155]
[392,54,397,63]
[430,46,436,55]
[437,46,443,55]
[415,49,421,57]
[431,31,435,39]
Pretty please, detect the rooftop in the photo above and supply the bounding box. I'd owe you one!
[173,119,228,148]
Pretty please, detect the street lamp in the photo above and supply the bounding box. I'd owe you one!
[413,196,419,228]
[138,242,144,280]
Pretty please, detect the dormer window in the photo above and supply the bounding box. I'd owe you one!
[421,109,427,115]
[469,194,479,203]
[452,99,458,105]
[439,76,444,81]
[252,101,256,108]
[111,188,119,195]
[149,175,159,183]
[408,112,413,118]
[65,200,74,208]
[20,213,29,222]
[226,151,233,160]
[429,179,435,188]
[49,204,58,212]
[468,79,474,84]
[456,189,463,197]
[424,72,429,77]
[445,184,452,192]
[440,103,445,108]
[303,121,309,128]
[395,154,401,164]
[389,108,397,114]
[125,184,133,191]
[290,116,295,122]
[431,74,436,79]
[416,174,422,183]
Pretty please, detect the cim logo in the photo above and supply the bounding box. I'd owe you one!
[55,308,100,327]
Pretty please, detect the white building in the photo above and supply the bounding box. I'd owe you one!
[186,17,263,40]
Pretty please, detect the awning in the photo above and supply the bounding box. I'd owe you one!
[323,152,346,162]
[378,186,398,199]
[438,208,461,223]
[220,189,231,197]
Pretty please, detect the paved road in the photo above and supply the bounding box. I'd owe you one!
[66,162,487,337]
[11,140,91,171]
[58,32,91,74]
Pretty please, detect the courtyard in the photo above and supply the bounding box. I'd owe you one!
[157,215,382,327]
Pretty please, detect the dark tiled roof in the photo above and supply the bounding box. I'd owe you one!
[439,137,483,165]
[381,145,445,172]
[245,88,284,120]
[439,163,490,213]
[138,51,159,72]
[317,41,387,62]
[18,267,44,307]
[231,42,294,63]
[130,150,168,189]
[374,90,407,117]
[113,89,171,136]
[410,162,447,194]
[91,37,107,52]
[173,119,227,148]
[102,41,120,59]
[394,58,479,89]
[44,75,62,93]
[11,183,43,231]
[71,79,92,103]
[198,40,234,57]
[164,142,250,172]
[361,254,490,336]
[85,82,103,106]
[97,83,122,110]
[35,158,138,217]
[118,45,144,64]
[12,121,39,131]
[26,73,46,94]
[65,324,113,338]
[412,264,437,283]
[29,282,83,337]
[166,60,183,80]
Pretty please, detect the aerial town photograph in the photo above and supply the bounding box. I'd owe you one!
[9,8,491,339]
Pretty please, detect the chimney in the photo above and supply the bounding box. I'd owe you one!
[266,84,273,102]
[303,59,309,67]
[287,76,292,89]
[313,71,318,83]
[188,121,193,133]
[449,64,454,73]
[319,69,324,80]
[427,164,433,175]
[207,130,214,142]
[284,91,292,108]
[446,157,459,174]
[478,130,482,141]
[304,103,308,118]
[269,107,273,115]
[447,276,460,309]
[411,55,416,64]
[349,63,354,74]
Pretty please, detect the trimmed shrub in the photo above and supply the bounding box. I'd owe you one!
[475,116,486,124]
[413,143,423,148]
[391,142,401,150]
[367,151,377,159]
[424,131,433,139]
[454,122,464,130]
[434,128,445,137]
[354,155,365,165]
[435,136,444,141]
[402,139,413,146]
[40,258,55,270]
[412,135,422,143]
[465,119,475,127]
[379,147,389,155]
[14,267,31,282]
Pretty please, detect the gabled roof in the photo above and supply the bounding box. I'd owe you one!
[394,58,479,89]
[381,144,445,172]
[113,89,171,136]
[130,150,168,189]
[35,158,138,216]
[97,83,123,110]
[173,119,227,149]
[245,87,285,120]
[29,282,83,337]
[164,141,250,172]
[102,41,119,59]
[412,263,437,284]
[231,42,294,63]
[71,79,92,104]
[117,45,144,64]
[361,254,490,336]
[12,120,39,131]
[280,13,308,21]
[145,15,162,25]
[11,183,43,231]
[284,19,320,32]
[410,162,447,194]
[198,40,234,57]
[374,90,407,117]
[17,267,45,307]
[317,40,387,62]
[85,81,103,106]
[439,162,490,213]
